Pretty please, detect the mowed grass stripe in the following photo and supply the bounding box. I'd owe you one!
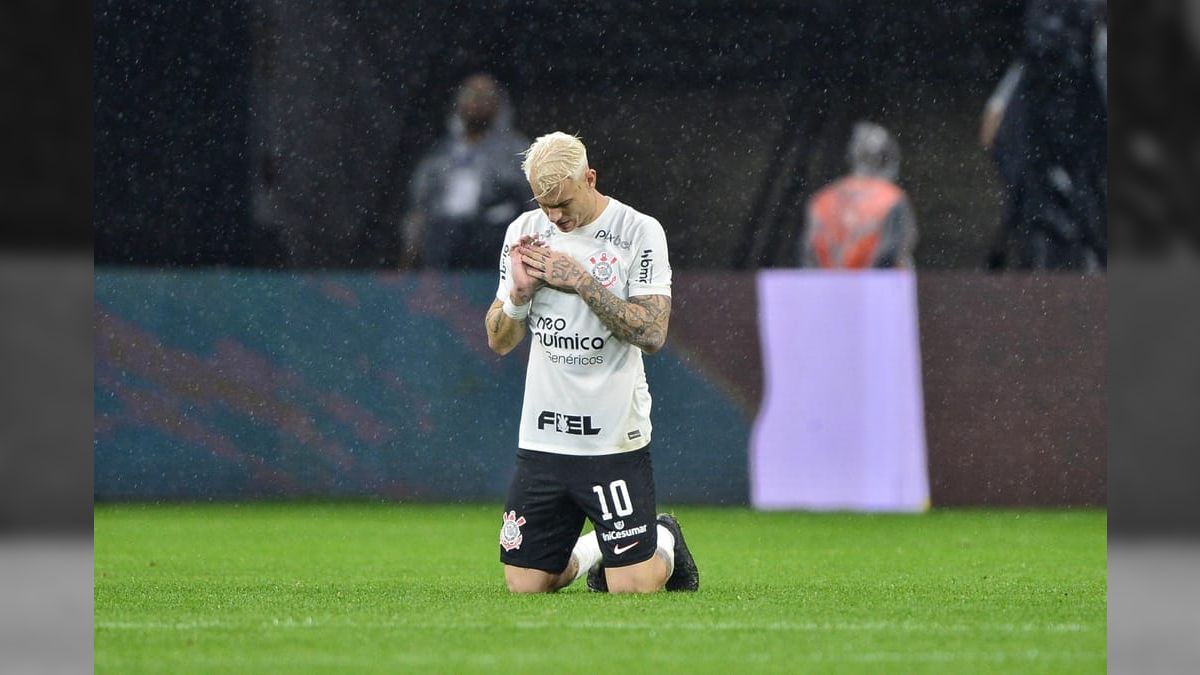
[97,618,1098,633]
[95,504,1105,674]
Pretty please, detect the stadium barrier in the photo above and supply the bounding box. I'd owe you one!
[752,271,930,512]
[94,270,1104,507]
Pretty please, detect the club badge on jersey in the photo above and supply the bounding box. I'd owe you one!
[587,251,620,289]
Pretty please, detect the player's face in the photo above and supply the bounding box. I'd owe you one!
[531,170,597,233]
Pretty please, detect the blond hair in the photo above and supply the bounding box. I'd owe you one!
[521,132,588,200]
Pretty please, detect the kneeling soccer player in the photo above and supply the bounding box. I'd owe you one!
[484,131,698,594]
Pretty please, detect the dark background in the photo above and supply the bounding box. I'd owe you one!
[89,1,1023,269]
[11,1,1200,671]
[15,0,1197,533]
[0,2,91,251]
[19,0,1200,534]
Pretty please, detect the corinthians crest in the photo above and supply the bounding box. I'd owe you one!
[499,510,526,551]
[587,251,620,289]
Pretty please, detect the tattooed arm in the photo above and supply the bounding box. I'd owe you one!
[485,298,526,356]
[578,282,671,354]
[520,247,671,353]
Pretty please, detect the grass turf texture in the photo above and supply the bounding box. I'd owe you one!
[95,504,1105,673]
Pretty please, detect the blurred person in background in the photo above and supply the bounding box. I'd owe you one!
[484,132,698,594]
[401,73,530,269]
[799,121,918,269]
[982,0,1107,271]
[981,58,1029,271]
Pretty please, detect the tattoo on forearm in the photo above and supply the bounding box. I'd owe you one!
[486,304,527,354]
[577,277,670,351]
[488,308,504,335]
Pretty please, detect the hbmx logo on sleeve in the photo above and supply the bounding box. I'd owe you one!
[637,249,653,283]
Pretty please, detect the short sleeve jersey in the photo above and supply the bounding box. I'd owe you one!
[496,198,672,456]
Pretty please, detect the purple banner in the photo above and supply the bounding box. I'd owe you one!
[750,271,929,511]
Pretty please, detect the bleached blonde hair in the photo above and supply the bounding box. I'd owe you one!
[521,132,588,200]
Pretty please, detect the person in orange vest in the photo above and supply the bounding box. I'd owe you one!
[799,122,918,269]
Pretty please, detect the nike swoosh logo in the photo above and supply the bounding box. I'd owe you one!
[613,541,639,555]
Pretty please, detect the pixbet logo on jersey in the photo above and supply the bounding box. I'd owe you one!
[537,410,602,436]
[594,228,633,250]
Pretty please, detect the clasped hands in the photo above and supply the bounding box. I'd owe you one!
[509,235,587,304]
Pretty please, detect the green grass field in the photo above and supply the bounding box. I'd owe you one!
[94,504,1105,673]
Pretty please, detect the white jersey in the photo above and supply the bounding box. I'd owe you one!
[496,198,672,456]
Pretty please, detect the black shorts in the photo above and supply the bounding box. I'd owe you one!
[500,446,658,573]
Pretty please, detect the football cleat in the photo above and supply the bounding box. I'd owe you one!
[586,563,608,592]
[658,513,699,592]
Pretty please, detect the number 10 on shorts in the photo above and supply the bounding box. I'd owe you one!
[592,480,634,521]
